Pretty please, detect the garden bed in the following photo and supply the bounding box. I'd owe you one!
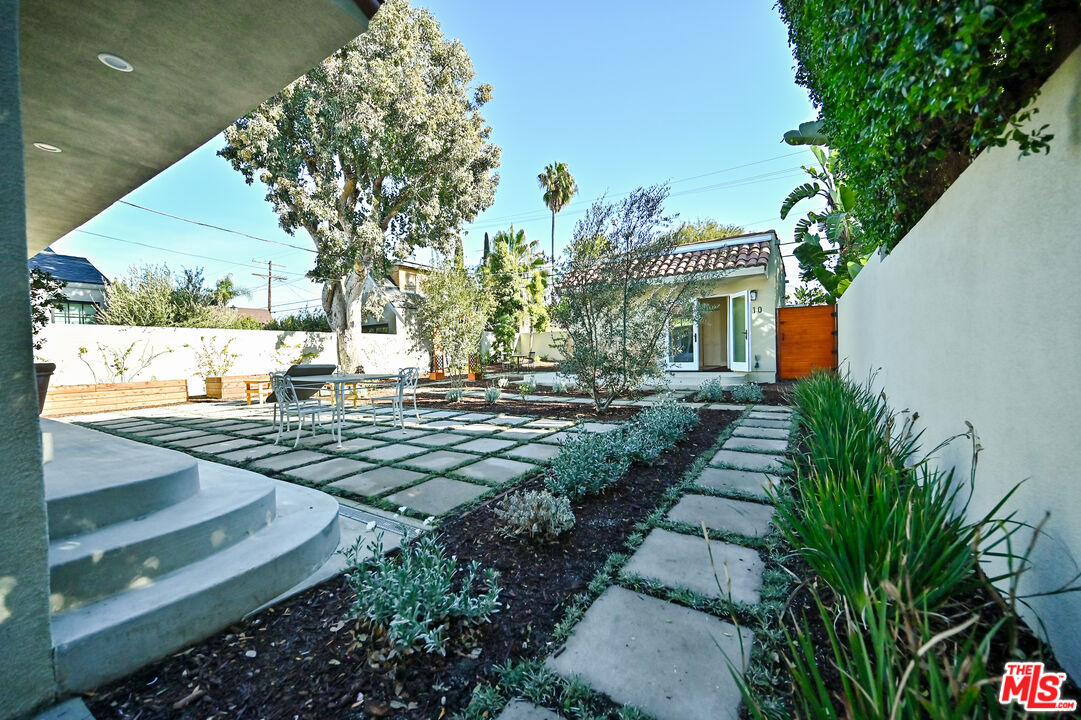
[416,395,645,421]
[42,379,189,417]
[84,409,739,719]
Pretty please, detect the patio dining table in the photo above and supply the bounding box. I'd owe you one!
[292,372,397,447]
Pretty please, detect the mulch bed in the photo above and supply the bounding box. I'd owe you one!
[85,410,739,720]
[415,395,644,421]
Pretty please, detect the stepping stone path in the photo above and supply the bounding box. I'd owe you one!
[546,405,794,720]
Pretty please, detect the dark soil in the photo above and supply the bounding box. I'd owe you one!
[85,411,739,720]
[416,395,644,421]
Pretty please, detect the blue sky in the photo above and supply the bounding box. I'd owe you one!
[51,1,818,315]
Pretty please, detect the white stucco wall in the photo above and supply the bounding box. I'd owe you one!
[838,45,1081,679]
[36,325,427,395]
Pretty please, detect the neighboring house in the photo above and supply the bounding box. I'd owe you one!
[361,260,431,334]
[27,247,108,324]
[232,306,273,325]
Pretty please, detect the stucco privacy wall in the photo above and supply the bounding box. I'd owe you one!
[0,2,57,717]
[38,325,429,395]
[838,44,1081,679]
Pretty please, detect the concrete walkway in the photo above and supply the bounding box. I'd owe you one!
[537,404,794,720]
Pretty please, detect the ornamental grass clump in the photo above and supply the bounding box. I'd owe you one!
[730,382,764,403]
[484,386,500,405]
[446,387,464,402]
[343,534,501,657]
[545,430,630,500]
[693,376,726,402]
[494,490,575,539]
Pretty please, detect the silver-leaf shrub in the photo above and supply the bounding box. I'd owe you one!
[624,399,699,463]
[694,376,726,402]
[545,429,631,500]
[494,490,575,539]
[446,388,464,402]
[484,386,501,405]
[731,382,765,403]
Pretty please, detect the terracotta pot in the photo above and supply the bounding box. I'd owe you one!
[34,362,56,414]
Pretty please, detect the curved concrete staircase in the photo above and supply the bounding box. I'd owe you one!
[41,419,340,693]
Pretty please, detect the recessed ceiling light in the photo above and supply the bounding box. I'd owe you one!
[33,142,62,153]
[97,52,134,72]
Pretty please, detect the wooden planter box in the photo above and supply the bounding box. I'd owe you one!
[42,379,189,417]
[205,373,271,401]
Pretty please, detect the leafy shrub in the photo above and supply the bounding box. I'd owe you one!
[496,377,509,388]
[551,378,569,394]
[730,382,764,403]
[545,430,631,500]
[446,388,464,402]
[539,353,550,362]
[518,377,536,399]
[265,308,331,332]
[484,386,500,405]
[776,1,1076,251]
[693,377,726,402]
[624,400,699,464]
[494,490,575,539]
[344,534,501,657]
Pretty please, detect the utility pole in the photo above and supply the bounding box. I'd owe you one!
[251,260,286,314]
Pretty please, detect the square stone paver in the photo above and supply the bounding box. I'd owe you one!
[495,701,564,720]
[342,423,396,436]
[752,405,792,414]
[577,422,621,434]
[546,586,753,720]
[328,467,425,497]
[710,450,789,474]
[455,423,504,435]
[132,426,188,438]
[731,425,790,440]
[250,450,334,472]
[357,443,428,463]
[384,477,488,516]
[196,438,263,454]
[289,433,339,448]
[371,428,429,442]
[451,412,497,422]
[740,417,792,430]
[487,415,534,426]
[536,431,572,445]
[400,449,476,473]
[621,528,763,604]
[285,457,376,484]
[667,495,775,538]
[419,410,464,419]
[330,437,387,453]
[232,425,278,437]
[168,433,234,448]
[722,436,789,453]
[746,411,792,422]
[693,467,777,499]
[150,429,207,443]
[409,432,470,448]
[455,437,516,454]
[420,419,466,430]
[495,427,551,441]
[504,443,562,463]
[217,444,292,463]
[524,419,576,429]
[453,457,537,485]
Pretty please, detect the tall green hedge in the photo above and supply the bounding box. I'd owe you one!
[777,0,1081,251]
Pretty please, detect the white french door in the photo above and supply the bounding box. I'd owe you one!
[666,313,699,370]
[728,291,751,372]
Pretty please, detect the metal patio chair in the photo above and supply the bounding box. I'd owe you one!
[370,367,421,428]
[270,372,328,448]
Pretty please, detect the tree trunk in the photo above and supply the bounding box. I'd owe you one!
[322,272,365,372]
[550,210,556,262]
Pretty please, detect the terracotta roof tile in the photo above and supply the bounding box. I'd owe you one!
[565,239,771,286]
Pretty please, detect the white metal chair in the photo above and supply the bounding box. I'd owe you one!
[270,372,328,447]
[370,367,421,428]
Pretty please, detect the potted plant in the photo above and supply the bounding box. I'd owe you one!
[29,268,66,413]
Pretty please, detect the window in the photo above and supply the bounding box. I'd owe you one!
[404,271,418,293]
[51,301,97,324]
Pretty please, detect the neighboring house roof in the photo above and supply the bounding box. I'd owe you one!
[232,307,273,324]
[28,248,108,285]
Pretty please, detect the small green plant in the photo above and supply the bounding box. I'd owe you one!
[446,388,464,402]
[484,386,500,405]
[494,490,575,539]
[191,335,240,378]
[552,378,569,394]
[730,382,764,403]
[496,376,509,388]
[546,430,631,500]
[77,341,173,384]
[518,376,537,399]
[539,353,550,362]
[343,533,501,657]
[624,399,699,464]
[693,376,726,402]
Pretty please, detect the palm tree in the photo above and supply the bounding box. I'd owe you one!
[537,162,578,261]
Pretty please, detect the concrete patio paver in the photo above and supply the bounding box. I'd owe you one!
[494,427,552,441]
[453,457,538,485]
[408,432,471,448]
[150,429,208,442]
[546,586,753,720]
[385,477,488,516]
[536,431,571,445]
[250,450,334,472]
[217,444,292,463]
[168,433,235,448]
[399,449,476,473]
[503,443,562,463]
[328,467,425,497]
[329,437,387,453]
[455,423,505,435]
[285,457,375,484]
[524,419,576,429]
[486,415,534,426]
[196,438,264,454]
[621,528,764,604]
[455,437,516,454]
[693,467,777,499]
[356,443,428,463]
[667,495,775,538]
[495,700,564,720]
[710,450,789,474]
[722,436,789,453]
[731,425,790,440]
[740,418,793,430]
[371,428,429,442]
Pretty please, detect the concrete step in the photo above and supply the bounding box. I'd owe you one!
[49,464,278,612]
[51,478,340,693]
[43,419,200,540]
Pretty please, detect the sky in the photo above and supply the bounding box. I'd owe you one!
[50,1,819,316]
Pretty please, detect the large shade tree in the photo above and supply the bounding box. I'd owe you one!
[537,162,578,261]
[219,0,500,370]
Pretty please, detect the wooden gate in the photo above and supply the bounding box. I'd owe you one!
[777,305,837,380]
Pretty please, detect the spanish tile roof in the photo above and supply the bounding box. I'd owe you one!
[28,248,108,285]
[232,307,273,325]
[635,239,771,279]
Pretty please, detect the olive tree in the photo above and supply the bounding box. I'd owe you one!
[553,185,713,412]
[409,263,489,380]
[220,0,500,370]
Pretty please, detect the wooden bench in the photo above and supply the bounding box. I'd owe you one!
[205,374,272,402]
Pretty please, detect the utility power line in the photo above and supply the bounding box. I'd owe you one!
[251,259,288,313]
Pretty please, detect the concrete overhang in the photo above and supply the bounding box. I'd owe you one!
[19,0,380,257]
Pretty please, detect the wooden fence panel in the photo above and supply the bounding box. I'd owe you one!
[777,305,837,380]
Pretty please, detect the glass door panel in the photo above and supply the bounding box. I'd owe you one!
[728,291,750,372]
